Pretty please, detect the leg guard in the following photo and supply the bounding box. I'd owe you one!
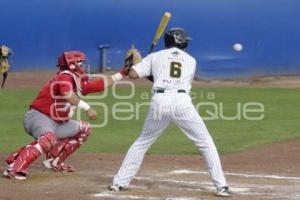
[5,141,36,165]
[44,121,92,172]
[4,132,57,180]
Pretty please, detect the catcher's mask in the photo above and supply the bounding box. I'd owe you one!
[57,51,87,75]
[164,27,192,50]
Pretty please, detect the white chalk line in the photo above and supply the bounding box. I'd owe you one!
[168,169,300,199]
[97,184,146,190]
[93,191,160,200]
[171,169,300,180]
[92,191,200,200]
[93,177,250,199]
[165,198,199,200]
[94,183,205,199]
[93,169,300,199]
[154,179,250,193]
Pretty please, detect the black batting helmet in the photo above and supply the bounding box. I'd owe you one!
[164,27,191,49]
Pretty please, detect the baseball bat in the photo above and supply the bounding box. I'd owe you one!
[146,12,171,82]
[148,12,171,54]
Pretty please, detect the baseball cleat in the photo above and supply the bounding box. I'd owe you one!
[108,184,128,191]
[43,159,75,172]
[42,159,53,169]
[216,186,233,197]
[3,169,28,180]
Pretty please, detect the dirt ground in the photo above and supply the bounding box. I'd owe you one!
[1,72,300,200]
[1,139,300,200]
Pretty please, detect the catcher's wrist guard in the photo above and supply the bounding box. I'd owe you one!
[112,72,123,82]
[78,100,90,111]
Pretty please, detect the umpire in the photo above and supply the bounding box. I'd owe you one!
[0,45,12,88]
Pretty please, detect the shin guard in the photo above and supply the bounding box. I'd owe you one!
[44,121,92,172]
[6,132,57,179]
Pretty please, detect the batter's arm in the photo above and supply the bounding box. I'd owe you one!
[128,55,152,80]
[128,68,140,79]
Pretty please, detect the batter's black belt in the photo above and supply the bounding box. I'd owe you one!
[154,89,186,93]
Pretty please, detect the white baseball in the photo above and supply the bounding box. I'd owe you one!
[233,43,243,52]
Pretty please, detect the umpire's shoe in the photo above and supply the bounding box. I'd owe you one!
[216,186,233,197]
[108,184,128,191]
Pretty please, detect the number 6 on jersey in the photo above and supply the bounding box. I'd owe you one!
[170,61,182,78]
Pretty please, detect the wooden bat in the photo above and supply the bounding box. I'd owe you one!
[148,12,171,54]
[146,12,171,82]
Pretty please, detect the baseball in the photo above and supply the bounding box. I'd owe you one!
[233,43,243,52]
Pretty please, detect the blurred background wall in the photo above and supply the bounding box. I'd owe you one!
[1,0,299,79]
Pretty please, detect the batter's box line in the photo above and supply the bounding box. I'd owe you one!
[92,191,202,200]
[170,169,300,181]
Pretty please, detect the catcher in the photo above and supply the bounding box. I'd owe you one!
[3,50,131,180]
[0,45,12,88]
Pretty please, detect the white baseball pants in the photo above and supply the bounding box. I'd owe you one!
[113,93,227,188]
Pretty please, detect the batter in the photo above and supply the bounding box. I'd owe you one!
[110,28,232,197]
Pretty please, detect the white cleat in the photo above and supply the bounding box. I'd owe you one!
[216,186,233,197]
[43,159,75,172]
[108,184,128,191]
[42,159,53,169]
[3,170,27,180]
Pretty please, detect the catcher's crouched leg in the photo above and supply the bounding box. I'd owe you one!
[3,132,57,180]
[43,121,92,172]
[5,141,37,165]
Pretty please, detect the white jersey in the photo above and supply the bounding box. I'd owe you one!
[113,47,228,190]
[132,47,196,92]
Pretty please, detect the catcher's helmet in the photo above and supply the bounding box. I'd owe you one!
[58,51,86,68]
[57,51,88,77]
[164,27,191,50]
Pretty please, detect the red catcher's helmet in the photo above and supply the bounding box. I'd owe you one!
[58,51,87,70]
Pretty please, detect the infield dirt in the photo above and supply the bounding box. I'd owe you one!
[1,138,300,200]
